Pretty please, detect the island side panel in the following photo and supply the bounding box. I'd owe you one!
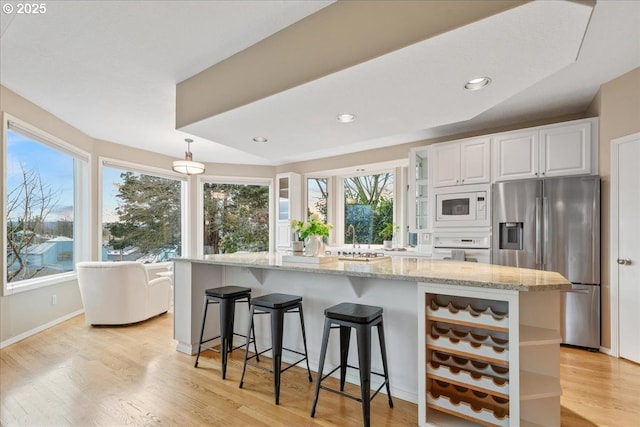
[519,290,562,427]
[173,260,225,354]
[215,265,421,404]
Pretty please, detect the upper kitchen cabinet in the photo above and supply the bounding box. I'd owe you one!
[408,146,431,232]
[492,118,597,182]
[276,172,302,249]
[432,137,490,187]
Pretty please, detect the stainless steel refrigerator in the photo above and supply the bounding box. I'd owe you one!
[492,176,600,349]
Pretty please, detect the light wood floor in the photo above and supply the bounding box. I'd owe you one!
[1,312,638,426]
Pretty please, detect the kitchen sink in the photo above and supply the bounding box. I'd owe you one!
[337,252,387,262]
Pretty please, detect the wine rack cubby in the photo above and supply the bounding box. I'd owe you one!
[419,285,563,427]
[426,294,510,427]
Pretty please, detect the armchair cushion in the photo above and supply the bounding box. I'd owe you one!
[76,261,171,325]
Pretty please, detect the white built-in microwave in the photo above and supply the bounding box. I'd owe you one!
[433,184,490,228]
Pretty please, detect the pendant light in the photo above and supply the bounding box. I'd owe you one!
[172,138,205,175]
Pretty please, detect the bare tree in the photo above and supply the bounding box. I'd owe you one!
[344,173,392,208]
[6,164,59,282]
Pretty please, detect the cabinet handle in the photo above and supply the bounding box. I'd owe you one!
[617,258,632,265]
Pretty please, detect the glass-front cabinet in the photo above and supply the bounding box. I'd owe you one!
[408,146,432,252]
[275,172,301,250]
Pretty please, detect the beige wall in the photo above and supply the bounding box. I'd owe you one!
[587,67,640,350]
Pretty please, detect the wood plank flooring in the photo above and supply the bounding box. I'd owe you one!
[1,312,638,426]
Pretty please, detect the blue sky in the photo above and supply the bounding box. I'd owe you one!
[6,130,74,221]
[7,129,131,224]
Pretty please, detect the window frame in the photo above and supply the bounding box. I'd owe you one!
[196,174,273,257]
[323,161,407,248]
[337,168,396,247]
[2,113,90,295]
[98,156,188,264]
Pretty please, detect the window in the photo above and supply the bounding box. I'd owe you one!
[343,172,394,245]
[101,162,184,263]
[202,181,270,254]
[307,177,328,222]
[3,117,89,292]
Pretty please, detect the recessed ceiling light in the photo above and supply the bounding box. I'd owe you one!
[337,113,356,123]
[464,77,492,91]
[252,136,268,143]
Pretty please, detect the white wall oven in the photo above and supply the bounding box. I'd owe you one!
[433,184,490,228]
[431,231,491,263]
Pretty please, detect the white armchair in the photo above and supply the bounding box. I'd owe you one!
[76,261,172,325]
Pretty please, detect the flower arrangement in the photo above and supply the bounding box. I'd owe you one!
[291,213,333,239]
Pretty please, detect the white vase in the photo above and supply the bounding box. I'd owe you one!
[304,235,325,257]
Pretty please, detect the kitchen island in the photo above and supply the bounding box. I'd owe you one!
[173,253,570,427]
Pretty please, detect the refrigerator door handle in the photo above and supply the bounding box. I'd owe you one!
[535,197,542,265]
[543,196,549,267]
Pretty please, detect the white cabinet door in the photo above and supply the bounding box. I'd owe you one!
[460,137,490,185]
[276,221,292,249]
[492,131,539,182]
[433,143,460,187]
[540,122,591,177]
[276,172,301,248]
[408,147,431,232]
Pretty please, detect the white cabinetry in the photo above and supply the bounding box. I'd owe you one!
[275,172,301,249]
[492,119,596,182]
[433,137,490,187]
[418,284,563,427]
[409,147,431,232]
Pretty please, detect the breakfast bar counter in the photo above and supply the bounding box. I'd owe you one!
[173,253,570,426]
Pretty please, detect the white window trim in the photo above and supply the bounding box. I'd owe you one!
[98,156,188,261]
[196,174,273,257]
[335,165,402,247]
[2,113,91,295]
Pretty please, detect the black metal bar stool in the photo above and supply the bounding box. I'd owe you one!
[310,302,393,427]
[194,285,259,379]
[239,293,313,404]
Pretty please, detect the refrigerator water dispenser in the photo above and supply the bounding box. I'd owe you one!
[499,222,523,250]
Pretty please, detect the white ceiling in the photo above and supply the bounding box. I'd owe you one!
[1,1,639,167]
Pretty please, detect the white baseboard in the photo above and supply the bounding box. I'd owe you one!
[0,309,85,349]
[599,346,615,356]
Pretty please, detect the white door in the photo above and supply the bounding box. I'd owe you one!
[614,133,640,364]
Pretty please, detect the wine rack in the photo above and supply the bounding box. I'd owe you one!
[426,294,510,427]
[419,285,563,427]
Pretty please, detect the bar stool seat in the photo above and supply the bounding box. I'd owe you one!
[239,293,313,404]
[194,285,258,379]
[310,302,393,427]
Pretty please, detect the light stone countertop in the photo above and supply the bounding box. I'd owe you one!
[174,252,571,292]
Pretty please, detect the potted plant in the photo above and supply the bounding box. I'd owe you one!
[290,213,333,256]
[379,223,398,249]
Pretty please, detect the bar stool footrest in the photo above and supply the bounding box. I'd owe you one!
[317,364,390,403]
[197,332,256,354]
[244,346,308,375]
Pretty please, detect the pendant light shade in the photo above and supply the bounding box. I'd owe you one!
[172,138,205,175]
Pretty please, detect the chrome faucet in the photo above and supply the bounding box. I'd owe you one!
[347,224,357,248]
